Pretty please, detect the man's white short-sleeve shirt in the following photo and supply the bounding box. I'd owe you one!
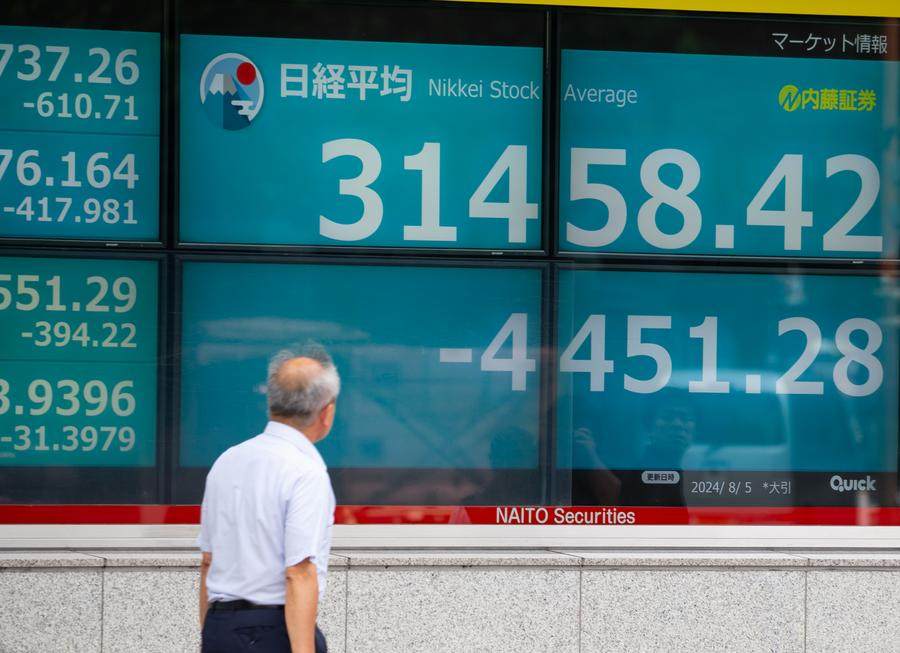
[198,421,335,603]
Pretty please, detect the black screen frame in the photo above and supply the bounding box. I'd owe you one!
[0,0,895,519]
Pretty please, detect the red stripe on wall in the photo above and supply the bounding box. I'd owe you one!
[0,505,898,526]
[0,505,201,524]
[336,505,900,526]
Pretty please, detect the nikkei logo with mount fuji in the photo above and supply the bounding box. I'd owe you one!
[200,53,264,130]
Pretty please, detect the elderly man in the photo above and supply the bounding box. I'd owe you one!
[198,348,339,653]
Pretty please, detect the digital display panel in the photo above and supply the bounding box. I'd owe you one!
[0,22,160,241]
[178,260,543,504]
[0,2,897,527]
[559,13,899,259]
[557,267,898,507]
[178,4,543,250]
[0,256,158,467]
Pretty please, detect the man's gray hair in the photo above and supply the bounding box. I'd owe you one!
[267,344,341,426]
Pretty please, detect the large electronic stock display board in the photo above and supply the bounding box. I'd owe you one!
[0,2,161,242]
[559,12,899,259]
[2,0,898,527]
[177,3,544,250]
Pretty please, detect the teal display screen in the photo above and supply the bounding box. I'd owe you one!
[179,261,542,471]
[557,267,898,505]
[0,25,160,241]
[0,256,158,466]
[179,34,542,249]
[559,22,898,259]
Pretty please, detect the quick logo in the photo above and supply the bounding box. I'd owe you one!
[830,474,877,492]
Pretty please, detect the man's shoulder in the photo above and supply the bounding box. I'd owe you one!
[207,434,266,474]
[212,436,250,460]
[206,431,329,491]
[279,444,327,479]
[215,433,322,470]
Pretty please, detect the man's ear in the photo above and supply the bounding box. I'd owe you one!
[321,401,336,428]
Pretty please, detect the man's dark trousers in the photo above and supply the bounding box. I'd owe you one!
[202,606,327,652]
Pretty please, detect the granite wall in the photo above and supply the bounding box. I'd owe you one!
[2,549,899,652]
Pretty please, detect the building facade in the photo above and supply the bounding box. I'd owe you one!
[0,0,898,650]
